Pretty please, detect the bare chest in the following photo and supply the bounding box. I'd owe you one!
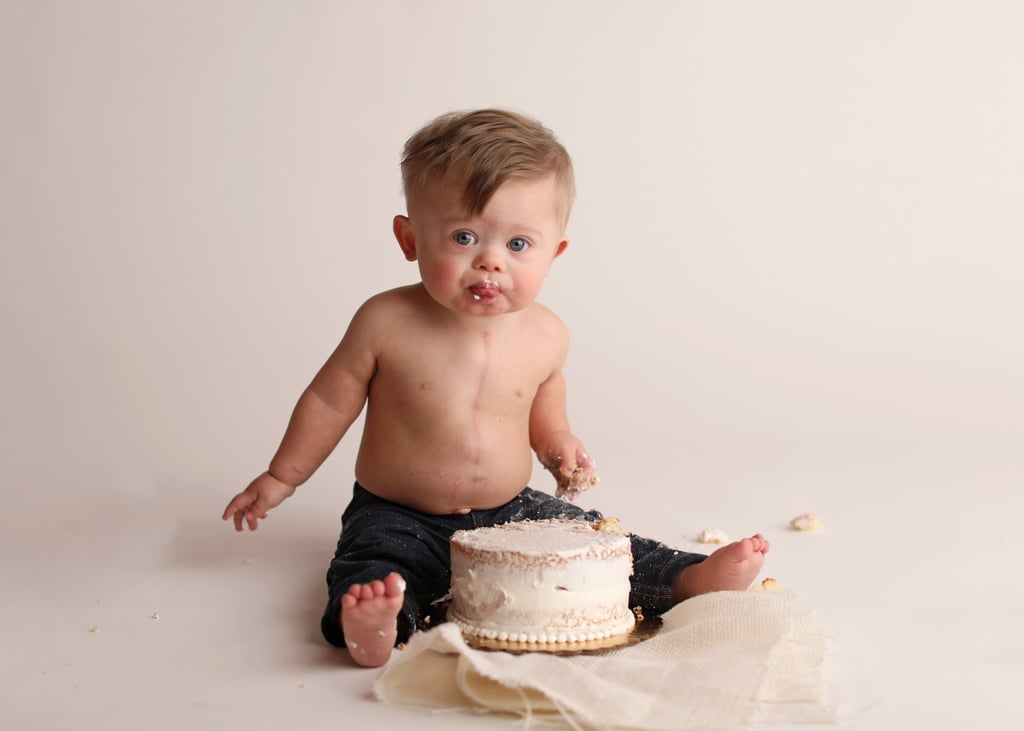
[373,327,553,414]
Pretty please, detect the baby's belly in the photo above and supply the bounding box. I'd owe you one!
[355,409,537,514]
[355,451,533,515]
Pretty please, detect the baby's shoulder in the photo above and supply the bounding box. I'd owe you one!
[338,286,424,348]
[523,301,569,340]
[353,285,423,321]
[504,303,569,364]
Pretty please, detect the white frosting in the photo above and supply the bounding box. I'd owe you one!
[789,513,824,532]
[448,520,635,644]
[697,528,729,544]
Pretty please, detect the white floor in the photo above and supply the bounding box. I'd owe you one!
[4,440,1021,730]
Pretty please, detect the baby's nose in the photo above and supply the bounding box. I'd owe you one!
[473,247,505,272]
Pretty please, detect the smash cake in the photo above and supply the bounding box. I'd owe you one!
[447,519,636,646]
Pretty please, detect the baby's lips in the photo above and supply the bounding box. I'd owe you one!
[469,282,500,300]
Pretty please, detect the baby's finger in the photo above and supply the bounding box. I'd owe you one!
[244,507,264,528]
[555,455,577,477]
[567,463,599,492]
[221,495,246,522]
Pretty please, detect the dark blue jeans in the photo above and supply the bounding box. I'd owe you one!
[321,483,707,647]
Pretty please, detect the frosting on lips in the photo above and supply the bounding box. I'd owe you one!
[469,280,500,301]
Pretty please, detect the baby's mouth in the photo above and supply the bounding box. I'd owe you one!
[469,280,500,301]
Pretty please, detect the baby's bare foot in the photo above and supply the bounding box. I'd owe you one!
[340,572,406,667]
[674,534,771,600]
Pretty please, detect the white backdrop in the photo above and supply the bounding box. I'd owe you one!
[2,2,1022,729]
[4,1,1020,505]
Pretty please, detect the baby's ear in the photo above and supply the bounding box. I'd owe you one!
[393,215,417,261]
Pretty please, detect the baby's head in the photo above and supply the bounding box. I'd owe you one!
[400,109,575,228]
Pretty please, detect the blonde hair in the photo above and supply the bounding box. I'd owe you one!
[400,109,575,226]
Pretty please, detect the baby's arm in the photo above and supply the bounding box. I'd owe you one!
[529,369,598,501]
[222,303,379,531]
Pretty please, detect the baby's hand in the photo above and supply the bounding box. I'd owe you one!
[553,462,599,501]
[537,436,599,502]
[222,471,297,531]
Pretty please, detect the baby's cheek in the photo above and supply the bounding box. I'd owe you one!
[517,271,548,301]
[434,260,463,287]
[420,258,461,292]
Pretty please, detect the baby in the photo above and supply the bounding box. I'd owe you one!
[222,109,769,667]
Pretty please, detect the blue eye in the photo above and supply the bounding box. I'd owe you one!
[454,231,477,246]
[508,237,529,252]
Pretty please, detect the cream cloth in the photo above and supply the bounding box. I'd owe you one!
[374,590,838,729]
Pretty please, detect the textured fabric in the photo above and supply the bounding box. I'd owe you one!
[322,483,705,647]
[374,590,838,730]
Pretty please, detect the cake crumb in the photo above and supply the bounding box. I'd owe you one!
[569,466,599,488]
[632,606,645,622]
[89,626,100,633]
[150,612,160,621]
[752,577,782,592]
[789,513,824,532]
[396,642,407,651]
[593,517,627,535]
[697,528,729,544]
